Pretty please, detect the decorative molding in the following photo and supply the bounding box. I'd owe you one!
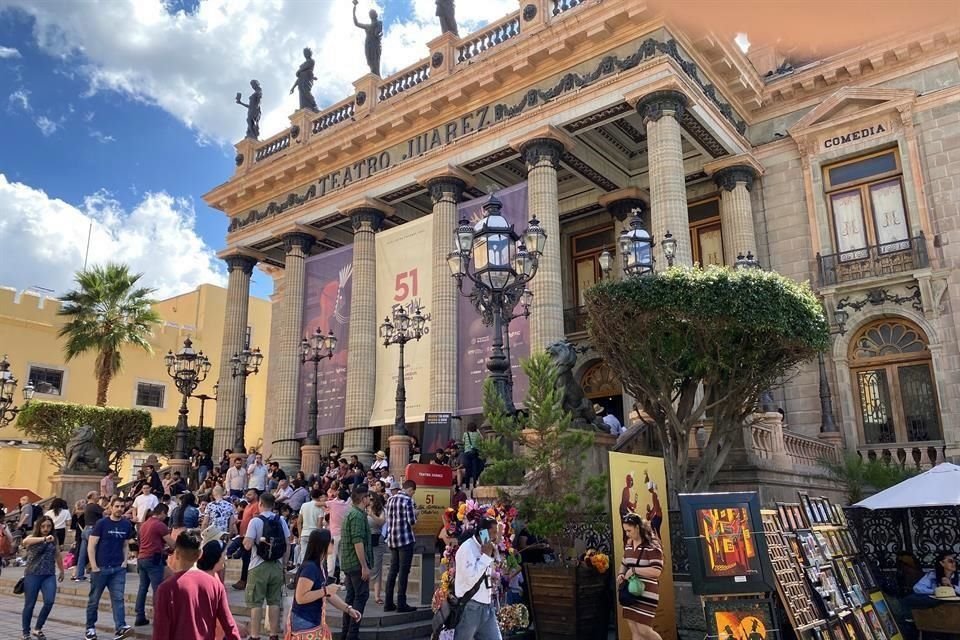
[356,91,367,106]
[521,138,564,169]
[595,125,638,158]
[235,153,244,167]
[381,184,424,203]
[426,176,467,204]
[678,110,728,158]
[714,165,757,192]
[290,124,301,140]
[224,255,258,274]
[612,119,645,144]
[228,184,319,233]
[281,232,315,255]
[349,208,386,233]
[636,89,688,123]
[564,102,633,134]
[463,148,517,172]
[431,52,444,68]
[685,170,708,184]
[522,4,537,21]
[560,151,618,192]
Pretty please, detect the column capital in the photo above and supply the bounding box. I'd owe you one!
[221,252,258,274]
[714,165,758,192]
[418,165,475,205]
[598,188,650,222]
[281,232,315,254]
[340,197,394,233]
[511,125,576,170]
[635,89,688,123]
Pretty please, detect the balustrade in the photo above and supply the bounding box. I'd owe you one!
[312,98,356,134]
[378,61,431,102]
[254,131,291,162]
[552,0,585,15]
[457,13,521,63]
[857,441,945,470]
[817,234,928,286]
[784,431,841,465]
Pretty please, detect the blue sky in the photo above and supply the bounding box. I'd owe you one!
[0,0,514,300]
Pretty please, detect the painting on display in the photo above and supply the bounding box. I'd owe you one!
[703,597,780,640]
[680,492,774,594]
[869,593,901,640]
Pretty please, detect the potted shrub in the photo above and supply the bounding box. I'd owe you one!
[479,351,609,640]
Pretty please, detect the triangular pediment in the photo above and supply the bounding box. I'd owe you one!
[789,87,916,133]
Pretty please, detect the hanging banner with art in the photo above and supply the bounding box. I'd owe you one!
[370,214,435,426]
[456,182,530,415]
[608,451,676,640]
[298,244,353,438]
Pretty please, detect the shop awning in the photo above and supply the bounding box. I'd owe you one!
[853,462,960,510]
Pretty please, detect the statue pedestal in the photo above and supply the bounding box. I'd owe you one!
[50,472,104,506]
[388,435,412,482]
[167,458,191,478]
[300,445,324,480]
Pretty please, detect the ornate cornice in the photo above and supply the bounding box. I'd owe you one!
[636,89,688,124]
[281,232,315,255]
[426,176,467,204]
[605,198,646,222]
[520,137,564,170]
[349,208,385,233]
[714,165,757,192]
[224,254,258,274]
[560,151,617,192]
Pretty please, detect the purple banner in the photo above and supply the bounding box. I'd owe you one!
[298,245,353,438]
[456,182,530,415]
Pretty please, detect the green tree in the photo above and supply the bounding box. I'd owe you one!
[57,263,161,407]
[479,352,607,558]
[584,265,828,501]
[820,453,918,503]
[16,400,152,471]
[143,426,215,458]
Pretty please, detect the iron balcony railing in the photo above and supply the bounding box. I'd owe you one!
[817,233,928,287]
[563,305,588,335]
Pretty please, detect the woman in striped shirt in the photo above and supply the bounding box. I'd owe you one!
[617,513,664,640]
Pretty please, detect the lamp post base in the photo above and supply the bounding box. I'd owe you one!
[167,458,191,478]
[388,435,412,482]
[300,444,324,480]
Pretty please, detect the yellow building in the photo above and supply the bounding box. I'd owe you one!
[0,283,271,497]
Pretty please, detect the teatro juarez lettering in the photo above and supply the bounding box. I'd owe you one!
[823,123,887,149]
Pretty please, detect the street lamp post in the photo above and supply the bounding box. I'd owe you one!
[448,194,544,413]
[191,380,218,450]
[164,338,212,462]
[599,208,655,279]
[230,346,263,453]
[379,300,429,437]
[0,355,34,427]
[503,288,533,400]
[300,328,337,446]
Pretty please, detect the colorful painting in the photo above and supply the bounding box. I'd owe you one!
[703,598,780,640]
[680,492,774,595]
[864,605,888,640]
[869,593,901,640]
[852,606,876,640]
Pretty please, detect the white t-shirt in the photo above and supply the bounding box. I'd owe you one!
[603,413,623,436]
[247,463,268,490]
[371,458,388,472]
[299,500,325,539]
[133,493,159,523]
[45,508,71,530]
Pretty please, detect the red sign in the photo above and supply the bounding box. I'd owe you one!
[405,463,452,487]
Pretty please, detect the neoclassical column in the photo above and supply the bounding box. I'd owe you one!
[598,188,649,279]
[636,90,692,267]
[516,129,570,350]
[714,165,759,266]
[419,167,473,415]
[270,232,315,472]
[342,203,387,465]
[213,253,257,457]
[259,265,285,461]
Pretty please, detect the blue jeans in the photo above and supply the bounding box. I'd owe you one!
[75,526,93,579]
[21,574,57,634]
[341,569,369,640]
[86,565,127,632]
[454,600,503,640]
[136,556,165,620]
[291,610,320,632]
[198,466,211,485]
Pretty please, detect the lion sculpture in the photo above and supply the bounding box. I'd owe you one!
[64,425,110,473]
[546,339,605,431]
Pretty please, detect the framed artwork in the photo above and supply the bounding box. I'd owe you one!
[680,492,775,595]
[703,597,781,640]
[811,498,829,524]
[799,493,818,526]
[820,497,837,524]
[792,504,807,530]
[813,532,833,559]
[844,530,860,556]
[776,503,794,532]
[856,558,878,591]
[840,614,864,640]
[827,620,846,640]
[798,531,827,565]
[863,605,888,640]
[852,606,877,640]
[869,592,901,640]
[800,626,827,640]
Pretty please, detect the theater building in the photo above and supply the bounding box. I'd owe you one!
[204,0,960,488]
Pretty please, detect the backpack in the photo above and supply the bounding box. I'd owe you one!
[256,515,286,562]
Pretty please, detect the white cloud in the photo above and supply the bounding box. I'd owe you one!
[34,114,57,135]
[88,128,115,143]
[2,0,518,144]
[7,88,29,112]
[0,174,226,298]
[0,45,20,58]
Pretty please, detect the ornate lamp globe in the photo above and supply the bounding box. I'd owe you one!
[472,194,519,292]
[619,211,654,276]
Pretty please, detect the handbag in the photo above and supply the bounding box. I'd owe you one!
[431,573,487,637]
[618,576,646,607]
[13,577,25,595]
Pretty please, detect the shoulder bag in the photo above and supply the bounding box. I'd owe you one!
[431,573,487,638]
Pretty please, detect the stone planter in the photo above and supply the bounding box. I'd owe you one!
[525,563,610,640]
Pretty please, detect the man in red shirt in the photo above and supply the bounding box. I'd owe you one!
[152,530,241,640]
[233,488,260,590]
[135,503,174,626]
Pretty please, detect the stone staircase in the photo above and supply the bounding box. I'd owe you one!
[1,553,441,640]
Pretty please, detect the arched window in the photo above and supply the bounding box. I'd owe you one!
[849,319,942,445]
[580,361,621,398]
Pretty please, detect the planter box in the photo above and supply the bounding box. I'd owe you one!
[525,563,610,640]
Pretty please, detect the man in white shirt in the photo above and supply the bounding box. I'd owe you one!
[453,516,501,640]
[224,457,246,498]
[273,479,293,503]
[132,483,159,524]
[594,403,623,437]
[296,488,327,565]
[247,453,268,492]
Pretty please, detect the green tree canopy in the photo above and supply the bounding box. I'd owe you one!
[16,400,152,471]
[585,265,829,498]
[143,426,215,458]
[57,263,160,407]
[820,453,918,504]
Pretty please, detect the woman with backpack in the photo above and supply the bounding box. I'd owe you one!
[20,515,64,640]
[289,528,361,639]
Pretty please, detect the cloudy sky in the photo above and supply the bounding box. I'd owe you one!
[0,0,516,299]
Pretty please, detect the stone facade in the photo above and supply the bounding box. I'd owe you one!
[204,0,960,474]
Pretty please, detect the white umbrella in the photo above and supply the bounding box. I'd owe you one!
[854,462,960,510]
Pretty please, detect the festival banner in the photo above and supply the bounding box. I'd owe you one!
[456,182,530,415]
[608,452,676,640]
[370,215,435,426]
[298,244,353,438]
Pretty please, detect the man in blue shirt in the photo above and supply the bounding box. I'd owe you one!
[86,497,135,640]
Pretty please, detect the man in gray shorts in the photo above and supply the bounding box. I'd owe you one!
[243,493,289,640]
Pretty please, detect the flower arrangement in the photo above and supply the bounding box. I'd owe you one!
[497,603,530,632]
[582,548,610,574]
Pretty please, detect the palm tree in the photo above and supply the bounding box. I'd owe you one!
[58,263,161,407]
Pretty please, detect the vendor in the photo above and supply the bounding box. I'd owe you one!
[913,551,960,597]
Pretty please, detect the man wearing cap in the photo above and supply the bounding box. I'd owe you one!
[371,450,388,474]
[594,403,623,437]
